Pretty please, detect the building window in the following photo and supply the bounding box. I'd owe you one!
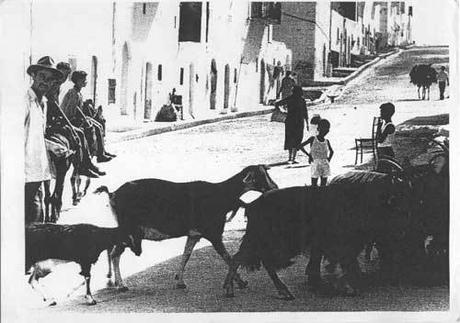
[158,64,162,81]
[179,67,184,85]
[179,2,202,42]
[143,3,147,14]
[337,28,340,44]
[108,79,116,104]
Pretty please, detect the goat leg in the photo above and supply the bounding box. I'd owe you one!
[66,280,86,298]
[175,235,201,289]
[263,261,295,300]
[84,275,96,305]
[210,239,248,289]
[110,245,129,291]
[28,269,57,306]
[106,247,113,286]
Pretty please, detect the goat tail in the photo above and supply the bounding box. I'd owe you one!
[94,185,111,196]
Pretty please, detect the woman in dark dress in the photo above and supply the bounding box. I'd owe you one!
[275,86,309,164]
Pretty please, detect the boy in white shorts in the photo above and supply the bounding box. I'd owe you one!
[299,119,334,186]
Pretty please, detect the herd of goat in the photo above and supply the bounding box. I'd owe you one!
[26,139,449,306]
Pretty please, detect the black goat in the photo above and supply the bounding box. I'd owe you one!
[26,223,141,306]
[409,64,437,100]
[223,179,412,300]
[95,165,278,291]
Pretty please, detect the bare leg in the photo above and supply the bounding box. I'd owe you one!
[263,261,295,300]
[210,239,248,289]
[174,235,201,289]
[106,247,114,287]
[70,168,80,206]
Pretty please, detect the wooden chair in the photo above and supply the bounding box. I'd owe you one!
[355,117,380,165]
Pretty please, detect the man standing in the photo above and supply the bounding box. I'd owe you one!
[25,56,63,224]
[437,66,449,100]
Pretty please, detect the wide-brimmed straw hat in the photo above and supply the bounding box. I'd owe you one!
[27,56,63,79]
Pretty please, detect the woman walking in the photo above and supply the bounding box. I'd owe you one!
[275,86,309,164]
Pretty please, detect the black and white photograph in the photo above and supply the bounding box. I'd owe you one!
[0,0,458,321]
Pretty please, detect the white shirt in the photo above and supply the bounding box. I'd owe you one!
[24,88,51,182]
[378,121,395,148]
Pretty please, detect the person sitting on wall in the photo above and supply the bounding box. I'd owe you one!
[45,62,102,178]
[82,99,116,158]
[61,70,112,163]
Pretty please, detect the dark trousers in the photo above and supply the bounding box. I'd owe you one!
[439,81,446,100]
[25,181,43,225]
[91,119,106,157]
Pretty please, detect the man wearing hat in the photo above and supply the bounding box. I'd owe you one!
[25,56,63,224]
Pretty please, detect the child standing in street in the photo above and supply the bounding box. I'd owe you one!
[376,102,396,159]
[299,119,334,186]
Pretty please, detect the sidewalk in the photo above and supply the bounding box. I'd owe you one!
[105,48,402,145]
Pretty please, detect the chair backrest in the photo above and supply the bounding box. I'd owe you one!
[371,116,380,140]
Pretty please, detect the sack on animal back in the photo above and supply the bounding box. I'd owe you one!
[155,104,178,122]
[45,133,72,158]
[271,107,287,123]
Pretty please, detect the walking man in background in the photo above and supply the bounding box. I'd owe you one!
[25,56,63,224]
[437,66,449,100]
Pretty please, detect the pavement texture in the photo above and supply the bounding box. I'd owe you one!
[19,46,452,316]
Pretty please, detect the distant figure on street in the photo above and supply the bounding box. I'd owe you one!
[299,118,334,187]
[278,71,296,100]
[275,86,309,164]
[376,102,396,160]
[437,66,449,100]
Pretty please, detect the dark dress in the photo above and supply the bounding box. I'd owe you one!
[278,95,308,150]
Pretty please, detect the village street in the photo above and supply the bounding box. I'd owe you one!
[22,46,450,314]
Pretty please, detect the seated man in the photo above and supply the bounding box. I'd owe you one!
[46,63,104,177]
[61,70,112,163]
[82,99,115,158]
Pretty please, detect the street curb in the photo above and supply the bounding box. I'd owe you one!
[340,49,399,85]
[107,108,274,144]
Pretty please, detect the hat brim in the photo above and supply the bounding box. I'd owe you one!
[27,65,63,80]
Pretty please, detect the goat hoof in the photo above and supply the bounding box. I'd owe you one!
[86,300,97,306]
[175,282,187,289]
[106,280,114,287]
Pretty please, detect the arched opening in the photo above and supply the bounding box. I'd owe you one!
[223,64,230,110]
[120,43,130,115]
[144,62,153,120]
[90,56,98,104]
[210,59,217,110]
[259,59,265,104]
